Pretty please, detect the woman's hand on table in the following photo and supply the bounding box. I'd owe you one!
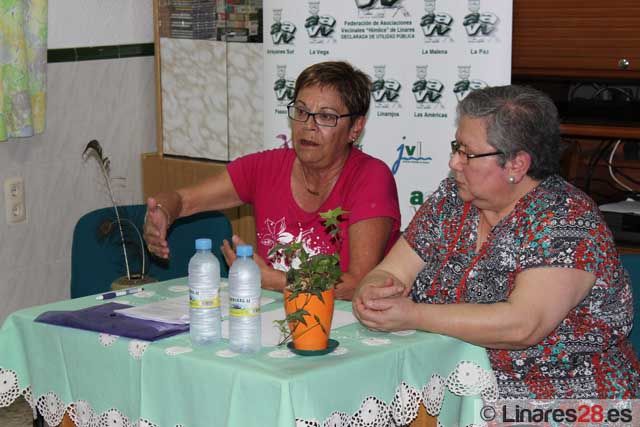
[334,278,357,301]
[352,237,424,329]
[222,235,286,292]
[353,289,417,332]
[143,197,171,259]
[352,274,408,322]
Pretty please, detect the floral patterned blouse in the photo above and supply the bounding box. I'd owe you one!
[404,175,640,399]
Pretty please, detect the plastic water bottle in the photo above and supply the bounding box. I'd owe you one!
[229,245,262,353]
[188,238,221,346]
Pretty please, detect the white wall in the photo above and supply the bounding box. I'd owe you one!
[0,2,156,323]
[48,0,153,48]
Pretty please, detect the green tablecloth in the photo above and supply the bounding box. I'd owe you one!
[0,278,495,427]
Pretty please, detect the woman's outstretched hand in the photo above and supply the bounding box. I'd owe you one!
[143,197,171,259]
[222,235,286,292]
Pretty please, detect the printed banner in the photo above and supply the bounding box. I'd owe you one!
[263,0,512,228]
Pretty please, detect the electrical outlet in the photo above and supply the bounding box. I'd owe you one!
[4,177,26,224]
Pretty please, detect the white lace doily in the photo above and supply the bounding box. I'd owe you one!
[133,290,155,298]
[165,346,193,356]
[390,381,421,426]
[128,340,149,360]
[0,368,20,407]
[446,361,487,396]
[328,346,349,356]
[37,392,66,427]
[322,411,350,427]
[361,337,392,346]
[94,408,132,427]
[351,396,390,427]
[99,333,118,347]
[391,330,416,336]
[268,348,296,358]
[68,400,95,427]
[216,349,239,358]
[423,373,445,416]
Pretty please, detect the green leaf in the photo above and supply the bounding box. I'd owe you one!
[319,207,347,220]
[288,309,310,326]
[313,314,328,334]
[310,288,324,303]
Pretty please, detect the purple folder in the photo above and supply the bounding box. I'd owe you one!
[35,302,189,341]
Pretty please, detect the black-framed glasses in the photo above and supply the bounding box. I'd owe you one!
[450,140,503,163]
[287,103,356,127]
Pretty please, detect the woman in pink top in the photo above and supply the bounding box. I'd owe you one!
[144,61,400,300]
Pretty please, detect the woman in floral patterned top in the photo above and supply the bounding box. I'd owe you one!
[353,85,640,399]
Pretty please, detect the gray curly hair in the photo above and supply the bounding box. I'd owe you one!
[456,85,561,180]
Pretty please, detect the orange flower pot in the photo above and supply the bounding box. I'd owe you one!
[284,288,335,351]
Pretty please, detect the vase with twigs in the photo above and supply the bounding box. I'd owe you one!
[83,140,156,290]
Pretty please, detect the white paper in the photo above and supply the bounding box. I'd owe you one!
[116,295,191,324]
[115,290,275,325]
[222,308,358,347]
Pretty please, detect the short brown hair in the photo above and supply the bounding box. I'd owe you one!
[293,61,371,117]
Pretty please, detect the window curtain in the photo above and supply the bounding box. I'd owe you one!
[0,0,47,141]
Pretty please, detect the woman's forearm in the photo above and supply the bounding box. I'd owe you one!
[261,267,286,292]
[409,301,537,350]
[153,191,183,224]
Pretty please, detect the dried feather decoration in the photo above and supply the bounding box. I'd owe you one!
[82,140,146,279]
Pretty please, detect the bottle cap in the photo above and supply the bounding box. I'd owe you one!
[195,238,212,250]
[236,244,253,257]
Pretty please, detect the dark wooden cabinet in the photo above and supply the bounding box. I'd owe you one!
[512,0,640,79]
[559,124,640,139]
[512,1,640,252]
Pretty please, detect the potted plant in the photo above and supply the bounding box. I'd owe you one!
[273,208,346,351]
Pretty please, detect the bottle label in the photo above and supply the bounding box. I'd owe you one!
[229,296,261,317]
[190,288,220,309]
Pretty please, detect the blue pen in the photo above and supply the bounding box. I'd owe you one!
[96,287,144,300]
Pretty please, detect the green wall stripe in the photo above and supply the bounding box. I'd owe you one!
[48,43,154,63]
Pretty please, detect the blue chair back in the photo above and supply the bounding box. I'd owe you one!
[71,205,232,298]
[621,253,640,358]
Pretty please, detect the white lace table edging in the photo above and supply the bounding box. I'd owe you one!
[295,360,497,427]
[1,361,497,427]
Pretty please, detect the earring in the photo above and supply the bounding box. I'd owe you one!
[508,176,516,184]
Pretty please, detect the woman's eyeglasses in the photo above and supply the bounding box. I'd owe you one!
[287,103,356,127]
[450,140,503,164]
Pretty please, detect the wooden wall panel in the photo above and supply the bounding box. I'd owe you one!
[512,0,640,78]
[141,153,256,247]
